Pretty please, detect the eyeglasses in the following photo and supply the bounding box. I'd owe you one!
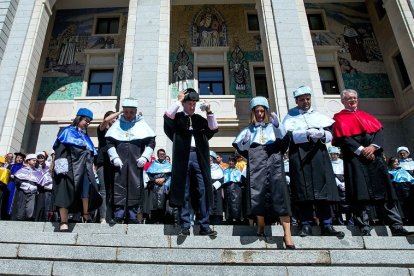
[83,118,91,124]
[343,97,358,101]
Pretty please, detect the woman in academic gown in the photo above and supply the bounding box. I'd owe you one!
[233,96,294,249]
[53,108,102,231]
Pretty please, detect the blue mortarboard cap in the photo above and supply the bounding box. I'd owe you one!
[293,85,312,98]
[209,150,218,160]
[397,146,410,154]
[122,98,139,108]
[249,96,269,110]
[76,108,93,120]
[328,146,340,154]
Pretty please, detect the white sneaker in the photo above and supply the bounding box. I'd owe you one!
[100,218,107,224]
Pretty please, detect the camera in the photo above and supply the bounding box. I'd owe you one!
[199,102,208,111]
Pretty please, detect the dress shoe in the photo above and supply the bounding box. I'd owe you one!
[256,232,266,237]
[391,227,414,236]
[321,225,345,238]
[298,225,313,237]
[179,228,190,236]
[112,217,124,224]
[199,227,217,236]
[283,237,296,250]
[360,229,371,236]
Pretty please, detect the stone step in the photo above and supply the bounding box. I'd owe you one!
[0,259,414,276]
[1,221,414,275]
[4,231,414,250]
[2,242,414,266]
[2,221,413,237]
[3,259,411,276]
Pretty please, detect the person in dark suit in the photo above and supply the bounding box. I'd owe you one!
[164,88,218,236]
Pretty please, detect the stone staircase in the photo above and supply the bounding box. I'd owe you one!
[1,221,414,275]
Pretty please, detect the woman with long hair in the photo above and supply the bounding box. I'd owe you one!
[233,96,294,249]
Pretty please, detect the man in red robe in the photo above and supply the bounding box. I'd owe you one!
[333,89,413,236]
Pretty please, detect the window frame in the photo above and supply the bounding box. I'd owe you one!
[306,9,329,32]
[87,69,115,97]
[191,47,230,95]
[318,66,340,95]
[198,67,225,96]
[392,51,411,91]
[249,62,269,98]
[245,11,260,33]
[92,14,122,36]
[81,48,121,97]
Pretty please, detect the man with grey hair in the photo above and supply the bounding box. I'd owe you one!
[333,89,413,236]
[106,98,156,224]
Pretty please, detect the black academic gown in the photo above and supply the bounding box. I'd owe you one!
[164,112,217,207]
[288,130,340,203]
[53,143,102,213]
[233,127,291,217]
[106,137,156,208]
[335,129,397,203]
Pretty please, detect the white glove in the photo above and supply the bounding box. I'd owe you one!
[242,131,251,143]
[54,158,68,175]
[212,181,221,190]
[270,112,279,127]
[136,157,147,168]
[306,128,319,138]
[112,157,123,169]
[311,127,325,139]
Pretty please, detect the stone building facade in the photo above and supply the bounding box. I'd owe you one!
[0,0,413,158]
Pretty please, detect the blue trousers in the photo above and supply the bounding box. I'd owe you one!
[300,203,333,226]
[180,151,210,230]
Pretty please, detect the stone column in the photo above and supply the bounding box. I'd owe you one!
[0,0,19,64]
[383,0,414,146]
[0,0,54,153]
[121,0,170,151]
[257,0,288,117]
[383,0,414,85]
[268,0,325,113]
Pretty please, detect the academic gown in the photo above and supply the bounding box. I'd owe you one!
[164,112,217,207]
[283,107,339,203]
[210,163,224,217]
[233,123,291,217]
[53,126,102,213]
[332,109,397,203]
[106,116,156,209]
[223,167,242,220]
[145,159,172,212]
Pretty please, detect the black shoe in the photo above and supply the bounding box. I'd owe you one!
[361,229,371,236]
[321,225,345,238]
[391,227,414,236]
[199,227,217,236]
[179,228,190,236]
[256,232,265,237]
[298,225,313,237]
[112,217,124,224]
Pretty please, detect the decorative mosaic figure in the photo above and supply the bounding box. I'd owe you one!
[343,25,368,62]
[192,7,227,47]
[229,44,248,92]
[173,43,193,91]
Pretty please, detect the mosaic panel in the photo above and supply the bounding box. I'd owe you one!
[305,2,393,98]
